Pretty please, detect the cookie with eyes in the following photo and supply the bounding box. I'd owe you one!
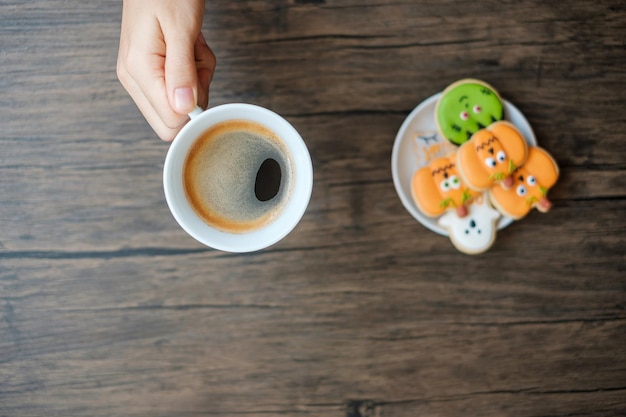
[411,153,481,218]
[489,146,559,219]
[457,121,529,191]
[438,194,501,255]
[435,79,505,146]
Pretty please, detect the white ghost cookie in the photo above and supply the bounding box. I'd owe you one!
[438,194,500,254]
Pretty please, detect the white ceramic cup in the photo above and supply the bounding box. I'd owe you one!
[163,103,313,253]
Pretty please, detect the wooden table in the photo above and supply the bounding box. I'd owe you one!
[1,1,625,416]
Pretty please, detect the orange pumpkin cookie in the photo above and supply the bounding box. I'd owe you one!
[411,153,480,218]
[489,146,559,219]
[457,121,528,191]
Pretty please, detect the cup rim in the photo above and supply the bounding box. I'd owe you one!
[163,103,313,253]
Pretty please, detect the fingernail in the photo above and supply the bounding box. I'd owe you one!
[174,87,194,113]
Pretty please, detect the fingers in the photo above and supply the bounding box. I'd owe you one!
[164,31,199,115]
[163,31,216,114]
[118,67,187,141]
[118,32,216,141]
[195,32,216,111]
[119,42,189,140]
[116,0,215,141]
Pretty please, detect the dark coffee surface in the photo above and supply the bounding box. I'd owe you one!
[184,120,292,233]
[255,158,282,202]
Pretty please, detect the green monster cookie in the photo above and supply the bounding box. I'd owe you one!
[435,79,505,146]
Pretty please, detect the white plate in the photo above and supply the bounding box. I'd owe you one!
[391,93,537,236]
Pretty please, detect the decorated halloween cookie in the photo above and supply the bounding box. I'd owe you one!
[435,79,505,146]
[439,193,501,255]
[457,121,528,191]
[489,146,559,219]
[411,152,480,218]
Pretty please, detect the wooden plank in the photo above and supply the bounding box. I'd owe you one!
[1,286,624,415]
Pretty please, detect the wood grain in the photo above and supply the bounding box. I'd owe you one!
[1,1,625,416]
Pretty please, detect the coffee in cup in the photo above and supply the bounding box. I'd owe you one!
[183,119,293,233]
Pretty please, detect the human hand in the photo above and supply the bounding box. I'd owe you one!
[117,0,216,141]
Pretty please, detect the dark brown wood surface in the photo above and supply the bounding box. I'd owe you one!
[1,1,625,416]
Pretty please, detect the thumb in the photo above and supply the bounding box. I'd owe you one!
[165,34,198,115]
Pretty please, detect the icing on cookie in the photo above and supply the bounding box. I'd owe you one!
[489,146,559,219]
[438,194,500,254]
[435,79,505,146]
[412,130,457,167]
[411,153,480,218]
[457,121,528,191]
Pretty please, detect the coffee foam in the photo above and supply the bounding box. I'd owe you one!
[184,120,293,233]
